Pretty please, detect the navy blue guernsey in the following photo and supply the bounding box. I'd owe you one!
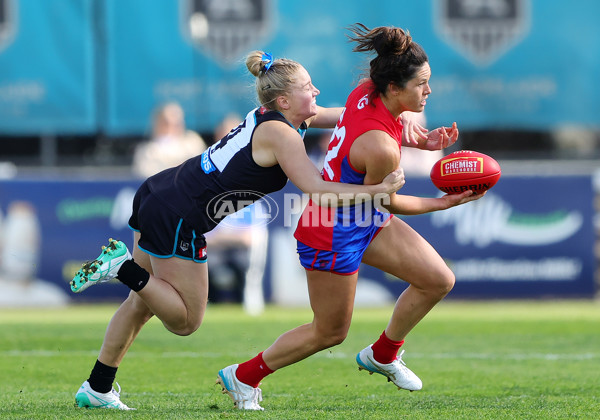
[145,107,307,234]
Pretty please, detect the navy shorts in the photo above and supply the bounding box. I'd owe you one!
[128,181,207,263]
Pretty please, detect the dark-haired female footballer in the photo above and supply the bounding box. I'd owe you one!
[217,24,483,411]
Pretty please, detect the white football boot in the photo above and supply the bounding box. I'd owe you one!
[356,345,422,391]
[216,364,264,410]
[75,380,134,410]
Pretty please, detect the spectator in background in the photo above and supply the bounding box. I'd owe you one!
[212,113,243,144]
[132,102,207,178]
[0,201,68,306]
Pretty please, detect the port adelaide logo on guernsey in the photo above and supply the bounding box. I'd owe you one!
[435,0,530,66]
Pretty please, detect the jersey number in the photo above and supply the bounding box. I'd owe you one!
[322,109,346,180]
[322,124,346,180]
[213,119,247,151]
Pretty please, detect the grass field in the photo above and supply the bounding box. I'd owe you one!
[1,300,599,419]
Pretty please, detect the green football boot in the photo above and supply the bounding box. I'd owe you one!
[70,238,131,293]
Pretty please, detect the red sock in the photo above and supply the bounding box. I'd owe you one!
[235,352,274,388]
[371,330,404,364]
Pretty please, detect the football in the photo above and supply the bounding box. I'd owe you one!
[430,150,501,194]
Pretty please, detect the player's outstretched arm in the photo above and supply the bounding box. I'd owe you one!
[306,105,344,129]
[383,190,485,216]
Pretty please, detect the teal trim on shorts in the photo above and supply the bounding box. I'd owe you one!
[172,219,184,255]
[135,243,208,263]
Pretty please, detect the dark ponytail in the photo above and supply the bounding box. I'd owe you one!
[347,23,428,97]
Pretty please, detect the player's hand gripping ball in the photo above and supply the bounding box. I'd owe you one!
[430,150,501,194]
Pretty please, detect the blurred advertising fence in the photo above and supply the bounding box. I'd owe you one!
[0,0,599,137]
[0,173,596,306]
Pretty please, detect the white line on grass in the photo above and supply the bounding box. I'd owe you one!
[1,349,598,361]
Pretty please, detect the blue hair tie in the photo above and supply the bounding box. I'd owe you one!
[261,52,274,72]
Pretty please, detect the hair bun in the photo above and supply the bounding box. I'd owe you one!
[373,27,412,56]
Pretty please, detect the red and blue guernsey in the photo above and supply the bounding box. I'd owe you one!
[294,81,403,253]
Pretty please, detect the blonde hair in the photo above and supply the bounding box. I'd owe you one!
[246,51,303,109]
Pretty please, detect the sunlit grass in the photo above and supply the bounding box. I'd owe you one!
[0,301,598,419]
